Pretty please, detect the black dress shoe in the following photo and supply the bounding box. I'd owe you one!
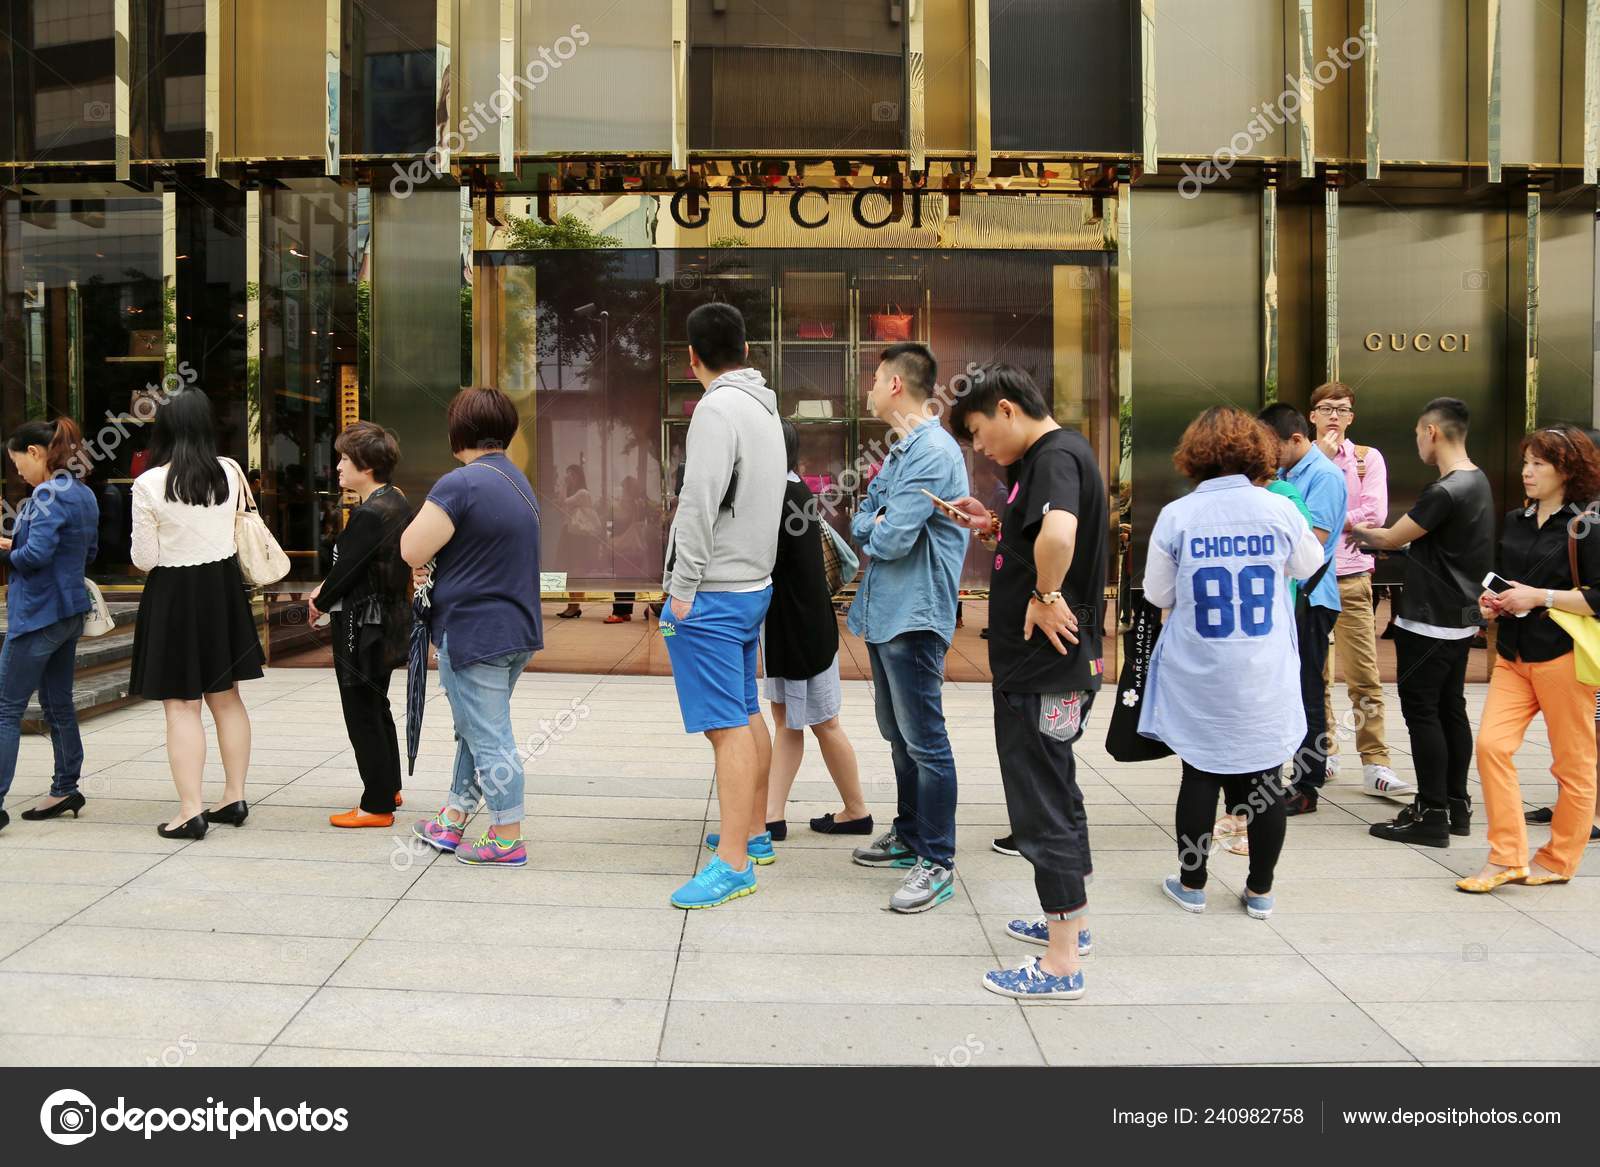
[0,809,9,833]
[203,800,248,827]
[21,792,86,821]
[1525,806,1555,825]
[991,833,1021,856]
[157,814,208,840]
[765,819,788,842]
[1283,790,1319,816]
[810,812,875,836]
[1369,803,1449,848]
[1448,796,1472,837]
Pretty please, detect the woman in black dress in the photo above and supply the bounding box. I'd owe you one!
[310,423,413,828]
[129,389,264,839]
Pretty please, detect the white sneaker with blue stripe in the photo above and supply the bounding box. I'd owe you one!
[1004,918,1092,956]
[982,956,1086,1002]
[1161,875,1207,913]
[1240,889,1275,920]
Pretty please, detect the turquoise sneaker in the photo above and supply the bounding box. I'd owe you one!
[704,831,776,866]
[670,856,757,910]
[1161,875,1207,913]
[1004,918,1092,956]
[982,956,1086,1002]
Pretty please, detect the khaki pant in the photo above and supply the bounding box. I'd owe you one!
[1322,572,1390,765]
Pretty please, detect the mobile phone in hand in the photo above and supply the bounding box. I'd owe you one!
[1482,571,1516,595]
[919,488,967,521]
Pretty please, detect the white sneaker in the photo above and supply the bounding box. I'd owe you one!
[1324,755,1340,782]
[1363,763,1415,801]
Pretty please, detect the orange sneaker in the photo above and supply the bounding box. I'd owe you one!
[329,809,395,829]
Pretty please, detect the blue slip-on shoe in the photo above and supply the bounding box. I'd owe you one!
[670,856,757,910]
[1004,919,1092,956]
[1240,889,1275,920]
[704,831,776,866]
[1161,875,1207,913]
[981,956,1086,1002]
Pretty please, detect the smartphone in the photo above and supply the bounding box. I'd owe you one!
[1482,571,1516,594]
[919,488,968,521]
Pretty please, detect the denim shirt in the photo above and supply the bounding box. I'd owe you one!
[1283,444,1347,612]
[846,420,969,645]
[2,473,98,637]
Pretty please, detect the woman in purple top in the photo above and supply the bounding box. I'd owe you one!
[401,387,542,868]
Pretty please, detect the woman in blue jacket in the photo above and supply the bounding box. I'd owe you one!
[0,418,99,832]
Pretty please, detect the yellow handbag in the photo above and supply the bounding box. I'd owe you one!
[1549,514,1600,685]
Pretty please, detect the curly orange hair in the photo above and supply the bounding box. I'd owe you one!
[1521,424,1600,506]
[1173,407,1278,483]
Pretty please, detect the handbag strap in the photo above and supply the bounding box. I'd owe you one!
[1567,505,1596,592]
[471,459,539,519]
[223,458,259,516]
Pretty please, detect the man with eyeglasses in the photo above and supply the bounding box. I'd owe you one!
[1308,382,1412,803]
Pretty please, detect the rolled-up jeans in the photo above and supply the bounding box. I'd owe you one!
[0,613,87,811]
[437,634,532,827]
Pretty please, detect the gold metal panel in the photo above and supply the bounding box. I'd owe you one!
[1524,190,1539,432]
[1296,0,1316,175]
[1376,0,1469,165]
[671,0,687,170]
[1536,190,1598,424]
[908,0,926,171]
[1140,0,1156,172]
[1486,0,1502,181]
[114,0,130,180]
[233,0,327,159]
[1262,183,1279,405]
[1587,0,1600,182]
[1365,0,1379,177]
[1155,1,1289,161]
[437,0,456,171]
[326,0,341,174]
[924,0,972,153]
[162,190,177,375]
[246,188,262,474]
[455,0,502,158]
[205,0,220,175]
[973,0,992,173]
[1498,0,1564,167]
[498,0,516,172]
[1324,184,1338,382]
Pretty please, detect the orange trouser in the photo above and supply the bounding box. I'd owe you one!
[1475,653,1598,877]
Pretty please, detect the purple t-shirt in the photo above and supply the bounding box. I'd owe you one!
[426,453,543,666]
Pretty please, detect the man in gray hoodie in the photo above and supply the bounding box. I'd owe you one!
[663,302,787,910]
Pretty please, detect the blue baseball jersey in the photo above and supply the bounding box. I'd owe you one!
[1137,476,1325,773]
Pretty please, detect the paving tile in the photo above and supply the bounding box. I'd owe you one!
[2,925,359,985]
[1308,951,1600,1002]
[371,899,685,950]
[72,886,395,939]
[1363,1001,1600,1062]
[684,909,992,956]
[0,881,116,925]
[981,913,1295,957]
[0,971,314,1044]
[1072,954,1345,1006]
[253,1046,652,1067]
[329,938,678,998]
[127,854,427,898]
[672,952,1013,1005]
[1270,912,1586,956]
[0,848,169,887]
[0,1035,264,1067]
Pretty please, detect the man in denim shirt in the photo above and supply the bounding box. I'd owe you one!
[847,343,970,912]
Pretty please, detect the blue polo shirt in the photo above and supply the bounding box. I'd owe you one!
[1284,444,1347,612]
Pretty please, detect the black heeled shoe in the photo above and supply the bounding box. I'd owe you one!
[21,792,86,821]
[157,814,208,840]
[203,801,249,827]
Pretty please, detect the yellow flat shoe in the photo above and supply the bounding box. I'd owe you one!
[1522,871,1571,886]
[1455,866,1529,894]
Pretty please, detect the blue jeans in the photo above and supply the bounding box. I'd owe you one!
[867,630,958,867]
[437,634,532,828]
[0,613,87,811]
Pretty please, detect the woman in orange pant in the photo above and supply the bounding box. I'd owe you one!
[1463,424,1600,893]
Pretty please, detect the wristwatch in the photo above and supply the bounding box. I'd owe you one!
[1545,589,1556,609]
[1031,588,1063,605]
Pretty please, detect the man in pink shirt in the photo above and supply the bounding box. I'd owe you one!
[1309,382,1413,800]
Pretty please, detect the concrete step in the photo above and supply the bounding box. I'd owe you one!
[23,665,133,726]
[2,603,140,726]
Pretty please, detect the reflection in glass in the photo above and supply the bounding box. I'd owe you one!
[519,0,671,152]
[344,0,436,156]
[140,0,208,158]
[7,0,117,161]
[991,0,1137,153]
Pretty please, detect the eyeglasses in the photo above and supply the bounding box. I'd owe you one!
[1312,405,1354,418]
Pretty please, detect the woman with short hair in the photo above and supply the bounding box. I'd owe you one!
[0,418,99,832]
[402,387,542,868]
[1140,407,1325,920]
[310,422,413,828]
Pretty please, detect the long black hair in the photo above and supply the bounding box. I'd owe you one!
[147,389,229,505]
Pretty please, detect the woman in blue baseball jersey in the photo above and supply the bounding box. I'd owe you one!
[1139,408,1325,920]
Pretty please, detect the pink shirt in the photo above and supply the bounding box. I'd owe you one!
[1332,438,1387,576]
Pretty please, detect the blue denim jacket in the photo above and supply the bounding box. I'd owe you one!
[2,474,98,637]
[846,420,969,645]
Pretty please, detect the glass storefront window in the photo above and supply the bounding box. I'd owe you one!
[991,0,1138,154]
[344,0,435,156]
[6,0,118,162]
[688,0,907,151]
[139,0,207,159]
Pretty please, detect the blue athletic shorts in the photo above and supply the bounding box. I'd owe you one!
[660,587,773,734]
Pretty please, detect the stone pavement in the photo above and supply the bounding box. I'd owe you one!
[0,668,1597,1067]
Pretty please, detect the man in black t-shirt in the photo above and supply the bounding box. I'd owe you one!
[949,365,1108,1003]
[1351,397,1494,847]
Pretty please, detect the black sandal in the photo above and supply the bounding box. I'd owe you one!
[810,812,873,835]
[1525,806,1555,824]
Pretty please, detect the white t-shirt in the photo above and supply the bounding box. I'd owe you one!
[131,458,241,570]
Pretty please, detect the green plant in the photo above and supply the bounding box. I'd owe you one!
[501,212,621,251]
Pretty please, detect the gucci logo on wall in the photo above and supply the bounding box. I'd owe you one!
[1363,331,1473,354]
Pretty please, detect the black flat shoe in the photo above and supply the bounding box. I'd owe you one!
[21,792,86,821]
[1525,806,1555,825]
[810,812,874,835]
[204,800,249,827]
[765,819,788,842]
[0,809,9,833]
[157,814,208,840]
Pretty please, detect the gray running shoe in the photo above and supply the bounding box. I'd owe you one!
[852,827,915,868]
[889,859,955,913]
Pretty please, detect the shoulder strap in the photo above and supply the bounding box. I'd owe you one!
[471,460,539,519]
[222,458,255,515]
[1354,445,1371,479]
[1568,508,1593,591]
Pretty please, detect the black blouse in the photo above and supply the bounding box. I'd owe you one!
[1494,501,1600,663]
[318,486,414,680]
[764,477,839,682]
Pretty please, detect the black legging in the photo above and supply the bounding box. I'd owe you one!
[1175,761,1287,894]
[339,669,402,815]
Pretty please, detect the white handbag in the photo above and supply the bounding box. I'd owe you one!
[226,459,291,587]
[81,577,115,637]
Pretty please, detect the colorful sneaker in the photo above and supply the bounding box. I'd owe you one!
[704,831,776,866]
[670,856,757,909]
[852,826,916,868]
[1004,918,1092,956]
[1240,889,1275,920]
[413,810,465,854]
[1161,875,1207,913]
[455,833,527,867]
[889,859,954,913]
[982,956,1086,1002]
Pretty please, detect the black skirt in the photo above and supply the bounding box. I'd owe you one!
[130,556,266,701]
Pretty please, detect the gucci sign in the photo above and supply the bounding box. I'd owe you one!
[1363,332,1473,353]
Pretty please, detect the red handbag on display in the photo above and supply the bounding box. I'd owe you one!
[796,321,835,340]
[868,304,913,342]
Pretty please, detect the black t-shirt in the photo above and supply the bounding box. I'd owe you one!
[988,427,1108,694]
[1396,467,1495,630]
[1493,501,1600,663]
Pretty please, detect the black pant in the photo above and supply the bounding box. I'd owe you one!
[339,669,402,814]
[1292,602,1339,791]
[1175,762,1287,893]
[1393,627,1473,811]
[992,689,1094,917]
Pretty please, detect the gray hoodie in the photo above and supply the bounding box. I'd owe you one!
[665,367,786,603]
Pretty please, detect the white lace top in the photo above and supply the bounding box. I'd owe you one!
[131,459,241,571]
